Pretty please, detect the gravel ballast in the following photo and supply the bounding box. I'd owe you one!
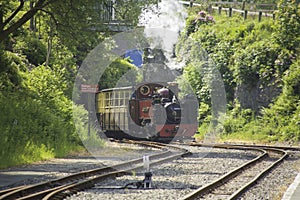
[66,145,299,200]
[1,143,299,200]
[0,142,159,189]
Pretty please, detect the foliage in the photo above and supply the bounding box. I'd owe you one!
[220,59,300,142]
[0,0,155,80]
[14,33,47,66]
[0,64,102,168]
[179,2,300,142]
[73,104,105,149]
[260,60,300,141]
[274,0,300,52]
[223,102,255,135]
[25,65,70,118]
[114,0,158,25]
[0,0,154,94]
[0,48,27,90]
[99,58,138,89]
[232,40,280,85]
[178,63,211,104]
[222,59,300,143]
[185,10,215,36]
[0,91,68,168]
[0,0,157,168]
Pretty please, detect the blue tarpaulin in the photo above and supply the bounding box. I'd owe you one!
[125,49,143,67]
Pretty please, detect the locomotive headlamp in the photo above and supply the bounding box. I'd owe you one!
[140,85,150,95]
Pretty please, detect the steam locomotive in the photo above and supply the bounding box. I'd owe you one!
[96,82,198,142]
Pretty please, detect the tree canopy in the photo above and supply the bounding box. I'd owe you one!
[0,0,158,168]
[0,0,156,43]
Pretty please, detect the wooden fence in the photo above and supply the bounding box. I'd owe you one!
[179,0,277,21]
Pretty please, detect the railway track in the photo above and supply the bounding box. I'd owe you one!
[0,140,190,200]
[190,142,300,151]
[181,144,288,200]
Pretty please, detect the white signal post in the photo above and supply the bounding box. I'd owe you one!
[143,155,153,188]
[143,155,150,172]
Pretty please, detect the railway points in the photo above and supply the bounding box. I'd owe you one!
[0,140,189,200]
[0,141,299,200]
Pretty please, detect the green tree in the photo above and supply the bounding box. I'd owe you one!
[0,0,158,88]
[99,58,138,89]
[274,0,300,51]
[0,0,158,44]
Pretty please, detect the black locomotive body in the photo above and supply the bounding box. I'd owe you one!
[96,82,198,141]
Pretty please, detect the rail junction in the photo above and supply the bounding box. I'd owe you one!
[0,141,299,200]
[0,140,189,200]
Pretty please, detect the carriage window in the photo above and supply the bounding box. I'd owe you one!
[120,91,124,105]
[105,92,111,106]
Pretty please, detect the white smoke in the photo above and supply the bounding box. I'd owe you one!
[139,0,187,68]
[139,0,187,32]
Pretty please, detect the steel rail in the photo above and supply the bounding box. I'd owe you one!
[181,144,288,200]
[190,142,300,151]
[224,143,300,151]
[228,148,288,200]
[181,146,267,200]
[0,186,27,196]
[0,140,189,200]
[0,142,168,200]
[42,142,190,200]
[0,159,145,200]
[129,140,191,156]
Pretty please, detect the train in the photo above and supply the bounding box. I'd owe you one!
[96,82,198,142]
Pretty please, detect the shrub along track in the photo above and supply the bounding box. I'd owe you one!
[0,140,190,200]
[181,143,291,200]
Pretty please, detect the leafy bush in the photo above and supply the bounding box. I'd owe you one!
[25,65,80,142]
[0,49,28,90]
[223,104,255,135]
[178,3,300,142]
[260,59,300,141]
[14,34,47,66]
[0,91,69,168]
[232,40,280,85]
[274,0,300,51]
[99,58,138,89]
[185,10,215,36]
[0,64,92,168]
[72,104,105,149]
